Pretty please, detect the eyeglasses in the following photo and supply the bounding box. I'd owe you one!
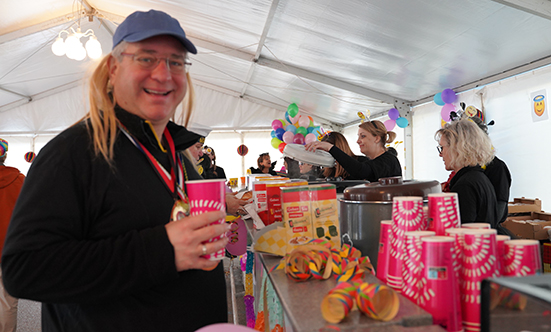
[436,145,444,154]
[120,52,192,73]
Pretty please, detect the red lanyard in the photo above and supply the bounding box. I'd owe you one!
[119,125,185,201]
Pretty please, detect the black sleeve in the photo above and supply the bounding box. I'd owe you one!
[452,181,479,224]
[328,147,402,182]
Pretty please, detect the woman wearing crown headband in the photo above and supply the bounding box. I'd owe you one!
[305,120,402,182]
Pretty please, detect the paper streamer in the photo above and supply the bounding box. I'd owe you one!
[376,220,392,283]
[402,231,435,303]
[419,236,463,332]
[427,193,461,235]
[321,282,357,324]
[387,196,425,292]
[356,282,400,321]
[461,229,498,332]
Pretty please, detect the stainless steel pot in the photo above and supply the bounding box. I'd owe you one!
[339,177,440,268]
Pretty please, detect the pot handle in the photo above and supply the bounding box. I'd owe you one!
[341,233,353,248]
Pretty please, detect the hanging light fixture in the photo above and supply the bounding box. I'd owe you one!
[51,26,102,61]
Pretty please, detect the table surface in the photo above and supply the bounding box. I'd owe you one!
[245,218,437,332]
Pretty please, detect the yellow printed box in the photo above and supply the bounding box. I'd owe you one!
[309,184,340,249]
[281,186,312,253]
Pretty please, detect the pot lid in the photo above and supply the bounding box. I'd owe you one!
[282,143,336,167]
[342,176,441,201]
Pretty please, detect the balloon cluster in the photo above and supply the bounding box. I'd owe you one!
[433,88,457,124]
[270,103,322,153]
[383,108,409,131]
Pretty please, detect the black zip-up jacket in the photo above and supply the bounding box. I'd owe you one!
[1,108,227,332]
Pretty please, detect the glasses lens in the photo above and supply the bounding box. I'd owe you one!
[133,53,187,73]
[437,145,443,154]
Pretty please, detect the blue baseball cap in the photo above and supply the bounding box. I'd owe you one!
[113,10,197,54]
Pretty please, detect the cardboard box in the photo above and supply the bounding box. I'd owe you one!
[502,211,551,240]
[265,180,308,226]
[508,197,542,214]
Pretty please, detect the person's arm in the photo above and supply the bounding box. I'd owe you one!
[451,181,478,224]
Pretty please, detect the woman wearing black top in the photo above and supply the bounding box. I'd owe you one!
[249,152,277,175]
[305,120,402,182]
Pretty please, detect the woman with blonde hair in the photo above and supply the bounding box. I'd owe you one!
[435,118,499,228]
[306,120,402,182]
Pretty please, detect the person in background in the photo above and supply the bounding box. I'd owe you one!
[0,139,24,332]
[283,157,301,178]
[202,145,227,180]
[307,121,402,182]
[249,152,277,175]
[186,136,206,175]
[1,10,231,332]
[299,162,322,181]
[468,117,512,226]
[318,132,366,180]
[435,118,500,229]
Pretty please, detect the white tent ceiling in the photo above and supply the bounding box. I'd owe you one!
[2,0,551,132]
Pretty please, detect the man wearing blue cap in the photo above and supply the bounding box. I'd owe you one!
[2,10,229,332]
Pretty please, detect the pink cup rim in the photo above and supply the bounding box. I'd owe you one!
[404,231,436,237]
[462,228,497,235]
[381,220,392,225]
[444,228,468,235]
[421,236,454,243]
[496,235,511,241]
[504,239,539,246]
[392,196,423,202]
[461,223,491,229]
[427,192,458,198]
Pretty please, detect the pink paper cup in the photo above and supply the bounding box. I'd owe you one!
[461,223,491,230]
[503,239,542,276]
[186,179,227,260]
[402,231,435,304]
[496,235,511,276]
[427,193,461,235]
[376,220,392,283]
[460,228,498,331]
[419,236,462,332]
[387,196,425,291]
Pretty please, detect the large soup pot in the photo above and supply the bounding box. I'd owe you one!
[339,176,440,268]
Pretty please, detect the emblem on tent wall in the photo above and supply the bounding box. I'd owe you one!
[530,89,548,122]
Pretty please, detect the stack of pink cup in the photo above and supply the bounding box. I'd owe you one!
[427,193,461,235]
[376,220,392,283]
[503,239,542,276]
[419,236,463,332]
[460,228,499,332]
[495,235,511,276]
[461,223,491,230]
[444,228,466,280]
[402,230,435,303]
[387,196,425,292]
[186,179,227,261]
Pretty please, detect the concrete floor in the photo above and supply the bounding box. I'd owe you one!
[14,257,247,331]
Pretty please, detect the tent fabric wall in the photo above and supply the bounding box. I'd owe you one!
[412,64,551,211]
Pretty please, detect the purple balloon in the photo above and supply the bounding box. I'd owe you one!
[293,133,305,145]
[388,108,400,120]
[441,104,455,122]
[441,89,457,104]
[384,119,396,131]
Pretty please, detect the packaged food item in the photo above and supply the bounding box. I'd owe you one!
[310,184,340,248]
[266,180,308,226]
[252,177,288,212]
[281,186,313,252]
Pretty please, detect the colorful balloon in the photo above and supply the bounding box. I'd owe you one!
[296,126,307,136]
[278,142,286,153]
[286,125,297,133]
[441,104,455,122]
[270,130,276,138]
[304,133,317,144]
[285,111,292,124]
[298,115,310,128]
[396,117,409,128]
[271,119,283,131]
[293,133,305,145]
[24,151,36,163]
[441,89,457,104]
[271,137,283,149]
[433,92,445,106]
[282,131,295,143]
[384,119,396,131]
[308,116,314,127]
[275,128,285,140]
[388,108,400,120]
[287,103,299,117]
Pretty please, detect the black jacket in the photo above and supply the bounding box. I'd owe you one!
[484,156,512,224]
[450,166,499,229]
[1,107,227,332]
[328,148,402,182]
